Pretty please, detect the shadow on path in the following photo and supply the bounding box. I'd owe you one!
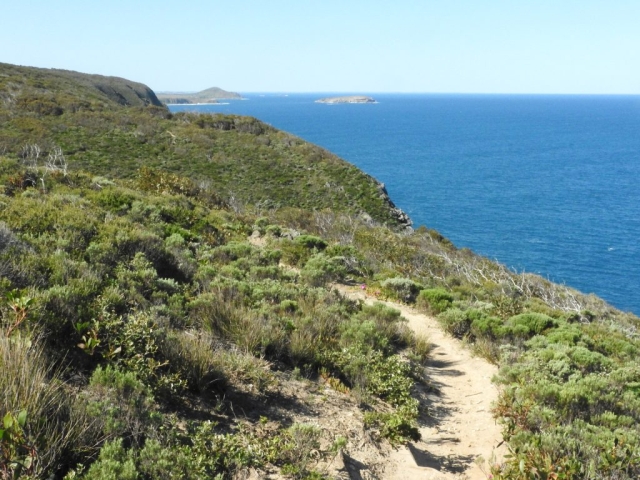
[342,452,369,480]
[408,443,476,474]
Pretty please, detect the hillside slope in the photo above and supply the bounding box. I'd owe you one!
[1,63,640,480]
[0,62,408,227]
[0,62,163,108]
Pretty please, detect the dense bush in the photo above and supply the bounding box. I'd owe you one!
[380,277,422,303]
[294,235,328,251]
[437,308,472,339]
[300,253,346,287]
[506,312,558,337]
[417,288,454,314]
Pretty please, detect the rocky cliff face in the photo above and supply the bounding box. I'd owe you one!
[374,178,413,228]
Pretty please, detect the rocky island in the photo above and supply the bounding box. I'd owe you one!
[315,95,376,104]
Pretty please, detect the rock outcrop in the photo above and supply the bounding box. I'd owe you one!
[315,95,376,104]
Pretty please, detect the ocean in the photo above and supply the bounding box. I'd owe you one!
[168,94,640,315]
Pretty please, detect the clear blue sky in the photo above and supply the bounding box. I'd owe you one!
[2,1,639,94]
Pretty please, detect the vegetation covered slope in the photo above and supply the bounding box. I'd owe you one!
[0,163,425,479]
[0,62,163,108]
[0,63,408,227]
[2,158,640,479]
[1,63,640,479]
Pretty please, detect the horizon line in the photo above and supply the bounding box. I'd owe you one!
[167,90,640,97]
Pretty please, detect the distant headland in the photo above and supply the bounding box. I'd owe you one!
[157,87,243,105]
[315,95,376,104]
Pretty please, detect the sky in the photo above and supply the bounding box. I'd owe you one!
[2,1,639,94]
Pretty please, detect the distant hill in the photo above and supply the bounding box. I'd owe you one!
[0,62,163,108]
[157,87,243,104]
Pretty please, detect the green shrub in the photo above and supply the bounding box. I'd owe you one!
[257,248,282,266]
[265,224,282,237]
[380,277,422,303]
[87,365,159,443]
[300,253,346,287]
[469,310,508,340]
[164,232,186,249]
[82,439,138,480]
[340,317,388,353]
[507,312,558,338]
[545,325,584,346]
[337,302,409,356]
[294,235,327,251]
[212,241,253,262]
[355,302,410,349]
[98,310,186,396]
[417,288,454,314]
[278,238,309,266]
[252,216,269,234]
[94,187,136,212]
[278,299,298,313]
[363,409,420,445]
[437,308,471,339]
[249,265,281,281]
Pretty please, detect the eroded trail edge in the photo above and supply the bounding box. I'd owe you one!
[334,284,505,480]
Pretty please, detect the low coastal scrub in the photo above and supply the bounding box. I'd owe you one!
[266,209,640,479]
[0,62,407,227]
[0,163,424,478]
[2,62,640,478]
[2,157,639,478]
[0,159,640,478]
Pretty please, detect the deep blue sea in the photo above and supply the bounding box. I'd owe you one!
[169,94,640,314]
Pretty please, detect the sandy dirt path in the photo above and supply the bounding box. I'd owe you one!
[334,285,505,480]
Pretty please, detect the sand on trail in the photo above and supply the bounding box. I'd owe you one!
[334,284,505,480]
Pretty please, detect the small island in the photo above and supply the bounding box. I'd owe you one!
[315,95,376,104]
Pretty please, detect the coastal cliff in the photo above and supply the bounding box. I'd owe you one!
[1,62,639,480]
[0,63,407,228]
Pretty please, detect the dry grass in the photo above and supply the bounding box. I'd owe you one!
[0,336,97,475]
[411,333,432,363]
[469,337,501,365]
[163,330,275,394]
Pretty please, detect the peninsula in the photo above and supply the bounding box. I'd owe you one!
[315,95,376,104]
[157,86,243,105]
